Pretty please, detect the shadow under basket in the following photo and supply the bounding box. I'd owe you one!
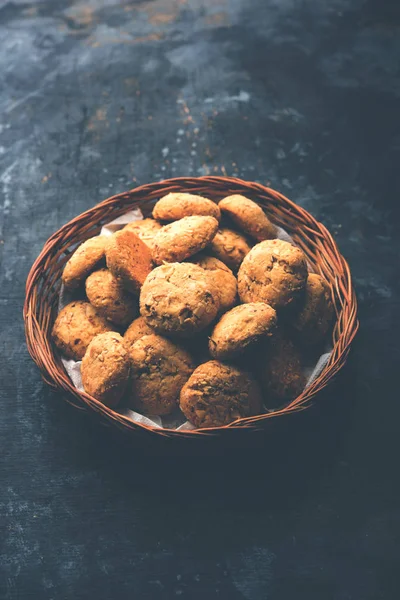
[24,176,359,440]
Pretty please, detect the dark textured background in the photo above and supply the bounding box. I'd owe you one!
[1,1,399,598]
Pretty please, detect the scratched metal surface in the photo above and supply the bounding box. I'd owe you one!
[1,1,400,598]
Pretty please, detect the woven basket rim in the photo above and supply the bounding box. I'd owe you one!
[24,176,359,438]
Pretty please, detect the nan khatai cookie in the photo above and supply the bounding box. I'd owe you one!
[238,239,308,310]
[81,332,130,407]
[140,263,220,337]
[219,194,277,241]
[85,268,138,326]
[189,254,237,313]
[123,316,155,351]
[153,192,220,222]
[209,227,252,271]
[52,300,114,360]
[106,229,152,294]
[127,334,195,416]
[62,236,108,290]
[292,273,334,346]
[180,360,262,428]
[123,218,162,250]
[152,216,218,264]
[259,332,306,403]
[209,302,277,360]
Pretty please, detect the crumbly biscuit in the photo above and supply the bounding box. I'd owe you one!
[259,331,306,403]
[189,254,237,313]
[292,273,333,345]
[85,268,138,326]
[81,332,130,407]
[152,216,218,265]
[62,236,108,290]
[209,302,277,360]
[238,239,308,310]
[123,218,162,250]
[219,194,277,241]
[127,334,195,416]
[153,192,220,222]
[180,360,262,428]
[106,229,152,294]
[140,263,220,337]
[52,300,114,360]
[208,228,252,271]
[123,316,155,351]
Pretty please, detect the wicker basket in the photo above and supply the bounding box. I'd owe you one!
[24,176,358,439]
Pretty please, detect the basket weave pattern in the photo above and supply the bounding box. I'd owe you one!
[24,177,358,438]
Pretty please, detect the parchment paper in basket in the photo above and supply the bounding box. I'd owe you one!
[58,209,332,431]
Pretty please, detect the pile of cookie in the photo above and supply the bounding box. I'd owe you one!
[52,193,333,428]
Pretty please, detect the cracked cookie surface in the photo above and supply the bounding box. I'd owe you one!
[127,334,195,415]
[208,227,252,271]
[140,262,220,337]
[209,302,277,360]
[219,194,277,241]
[189,254,237,313]
[52,300,114,360]
[86,268,138,326]
[180,360,262,428]
[123,316,156,351]
[81,332,130,407]
[238,239,308,309]
[153,192,220,222]
[62,236,108,290]
[152,215,218,264]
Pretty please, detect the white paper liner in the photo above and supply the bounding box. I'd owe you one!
[59,210,333,430]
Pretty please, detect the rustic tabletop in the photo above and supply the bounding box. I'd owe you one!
[1,1,399,598]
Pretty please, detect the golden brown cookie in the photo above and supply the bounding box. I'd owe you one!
[123,316,155,351]
[292,273,334,345]
[153,192,220,222]
[238,239,308,310]
[180,360,262,428]
[219,194,277,241]
[123,218,162,250]
[127,334,195,416]
[106,229,152,294]
[62,236,108,290]
[81,332,130,407]
[85,269,138,326]
[189,254,237,313]
[259,331,306,403]
[152,216,218,265]
[209,302,277,360]
[208,227,252,271]
[140,263,220,337]
[52,301,114,360]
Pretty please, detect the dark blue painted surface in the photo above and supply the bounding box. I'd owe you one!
[1,1,399,598]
